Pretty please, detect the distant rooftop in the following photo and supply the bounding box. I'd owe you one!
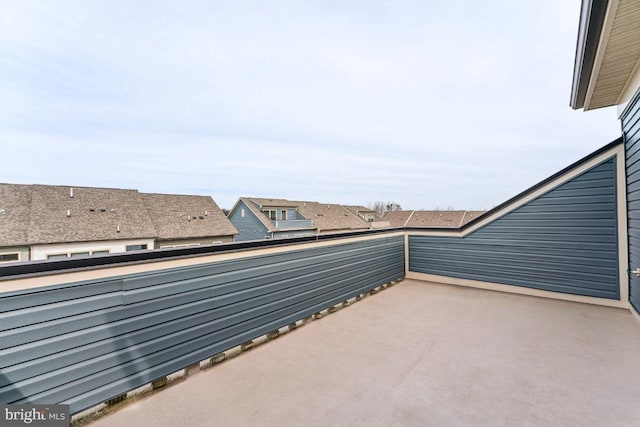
[0,183,236,246]
[384,210,487,228]
[237,197,379,233]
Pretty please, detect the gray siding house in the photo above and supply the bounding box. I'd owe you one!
[228,198,381,241]
[227,198,317,241]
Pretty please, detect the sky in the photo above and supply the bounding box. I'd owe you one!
[0,1,622,210]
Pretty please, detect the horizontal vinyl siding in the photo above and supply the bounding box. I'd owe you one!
[623,89,640,312]
[409,158,619,299]
[0,235,404,414]
[229,201,269,241]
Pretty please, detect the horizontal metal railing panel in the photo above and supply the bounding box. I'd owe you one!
[0,234,404,414]
[408,157,619,300]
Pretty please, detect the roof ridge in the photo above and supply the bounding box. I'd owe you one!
[404,210,416,227]
[459,211,467,228]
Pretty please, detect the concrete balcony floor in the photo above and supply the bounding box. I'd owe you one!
[89,280,640,426]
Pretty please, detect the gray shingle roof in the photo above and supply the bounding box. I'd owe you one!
[0,184,32,246]
[0,183,236,246]
[342,205,384,222]
[461,210,486,226]
[383,210,415,227]
[142,193,237,240]
[27,185,156,245]
[384,210,487,228]
[296,202,370,232]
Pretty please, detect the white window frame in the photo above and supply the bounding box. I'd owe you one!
[0,252,21,263]
[261,209,277,220]
[125,244,148,252]
[45,249,110,260]
[159,243,201,249]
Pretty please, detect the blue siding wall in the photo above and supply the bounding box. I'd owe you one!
[0,235,404,414]
[228,201,269,241]
[409,157,619,299]
[287,208,304,220]
[623,90,640,312]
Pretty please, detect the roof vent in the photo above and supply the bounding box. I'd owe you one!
[66,210,71,217]
[117,225,120,233]
[70,188,74,198]
[0,208,5,215]
[204,210,208,216]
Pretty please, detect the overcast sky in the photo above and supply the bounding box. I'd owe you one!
[0,1,621,210]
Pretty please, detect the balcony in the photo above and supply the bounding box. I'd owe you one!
[1,224,639,426]
[271,219,314,230]
[86,279,640,426]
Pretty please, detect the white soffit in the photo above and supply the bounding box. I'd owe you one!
[585,0,640,110]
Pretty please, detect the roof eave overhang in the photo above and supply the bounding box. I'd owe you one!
[571,0,609,110]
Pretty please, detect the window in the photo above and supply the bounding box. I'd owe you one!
[281,210,287,221]
[46,249,110,260]
[261,209,277,220]
[70,252,90,258]
[126,244,148,251]
[241,208,246,217]
[0,253,19,262]
[159,243,200,249]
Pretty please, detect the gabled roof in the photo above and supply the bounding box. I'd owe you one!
[296,202,370,232]
[383,210,415,227]
[26,185,156,245]
[406,210,467,228]
[249,198,304,208]
[232,197,373,233]
[571,0,640,110]
[461,210,486,226]
[342,205,384,221]
[141,193,237,240]
[0,183,235,246]
[384,210,487,228]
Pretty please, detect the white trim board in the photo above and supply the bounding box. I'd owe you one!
[406,271,629,309]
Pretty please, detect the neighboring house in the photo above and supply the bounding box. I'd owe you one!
[296,202,376,234]
[227,198,316,242]
[384,210,486,228]
[0,183,237,262]
[228,198,382,241]
[342,205,390,229]
[141,193,237,248]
